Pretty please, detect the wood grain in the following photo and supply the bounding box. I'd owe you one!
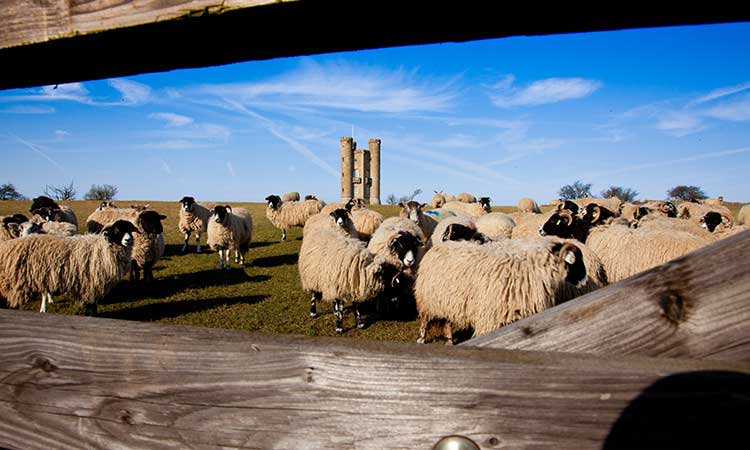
[1,310,748,449]
[464,231,750,361]
[2,2,750,90]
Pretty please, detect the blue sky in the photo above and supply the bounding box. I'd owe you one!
[1,23,749,204]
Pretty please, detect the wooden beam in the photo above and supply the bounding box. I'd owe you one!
[0,310,748,449]
[463,231,750,361]
[1,2,750,90]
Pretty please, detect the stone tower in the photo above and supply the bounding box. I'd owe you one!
[340,136,380,205]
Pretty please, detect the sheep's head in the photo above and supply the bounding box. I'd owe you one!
[29,195,58,213]
[329,208,352,229]
[345,198,365,211]
[212,205,232,223]
[137,210,167,234]
[540,210,576,238]
[388,231,423,268]
[265,195,281,210]
[478,197,492,213]
[179,196,196,211]
[98,201,116,210]
[658,201,678,217]
[399,201,426,224]
[555,200,579,215]
[304,194,318,201]
[441,223,481,243]
[31,206,60,222]
[432,192,446,208]
[551,242,588,288]
[580,204,615,225]
[102,220,139,247]
[20,221,42,237]
[3,214,28,225]
[700,212,728,232]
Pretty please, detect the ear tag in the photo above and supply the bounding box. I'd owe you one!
[564,252,576,265]
[556,219,561,225]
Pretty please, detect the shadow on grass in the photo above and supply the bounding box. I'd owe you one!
[252,253,299,267]
[250,241,276,249]
[103,294,269,321]
[102,269,270,305]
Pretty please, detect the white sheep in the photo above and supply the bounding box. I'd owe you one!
[431,191,447,208]
[699,211,748,240]
[414,238,590,344]
[87,205,140,233]
[29,196,78,226]
[509,212,552,239]
[440,198,492,218]
[178,196,213,253]
[429,215,483,248]
[678,201,733,227]
[0,220,138,314]
[475,212,516,241]
[303,209,359,238]
[351,208,385,242]
[282,191,301,202]
[399,201,438,240]
[702,196,724,206]
[517,197,542,213]
[21,220,78,237]
[265,194,324,241]
[129,210,167,282]
[738,204,750,226]
[456,192,476,203]
[298,227,398,332]
[207,205,253,270]
[367,217,425,276]
[575,197,622,215]
[1,214,28,241]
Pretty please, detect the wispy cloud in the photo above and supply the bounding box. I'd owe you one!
[490,75,602,108]
[0,105,55,114]
[705,100,750,122]
[109,79,151,105]
[54,130,70,141]
[149,112,194,127]
[137,140,213,150]
[655,112,705,136]
[691,81,750,105]
[226,160,236,177]
[8,134,64,171]
[0,80,151,107]
[188,60,457,114]
[160,159,173,174]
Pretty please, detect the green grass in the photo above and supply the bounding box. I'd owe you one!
[2,199,744,343]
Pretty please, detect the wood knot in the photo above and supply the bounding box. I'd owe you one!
[119,409,134,425]
[304,367,314,383]
[659,290,687,325]
[487,436,500,446]
[33,357,57,373]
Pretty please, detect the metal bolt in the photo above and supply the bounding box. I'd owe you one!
[433,435,481,450]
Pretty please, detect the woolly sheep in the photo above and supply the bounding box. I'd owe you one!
[619,203,651,222]
[22,220,78,237]
[585,219,711,283]
[642,200,678,218]
[510,212,552,239]
[207,205,253,270]
[367,217,425,277]
[431,191,447,208]
[399,201,438,240]
[351,208,385,242]
[475,212,516,241]
[283,191,301,202]
[299,227,400,332]
[429,215,482,248]
[178,196,213,253]
[87,205,139,233]
[456,192,476,203]
[29,196,78,226]
[129,210,167,282]
[703,196,724,206]
[303,209,359,238]
[575,197,622,215]
[443,192,456,202]
[517,197,542,214]
[0,220,138,314]
[699,211,748,240]
[265,194,324,241]
[1,214,28,241]
[678,201,733,227]
[422,208,458,222]
[414,238,590,343]
[738,204,750,226]
[320,198,363,215]
[440,198,491,218]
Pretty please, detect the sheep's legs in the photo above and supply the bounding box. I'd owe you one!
[333,299,344,333]
[195,232,202,253]
[281,229,287,241]
[354,303,365,329]
[131,264,141,281]
[417,317,429,344]
[444,322,454,346]
[310,293,320,318]
[234,250,245,265]
[40,293,53,313]
[181,232,191,254]
[218,249,228,270]
[143,267,153,283]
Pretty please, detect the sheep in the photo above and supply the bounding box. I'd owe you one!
[265,194,324,241]
[510,212,552,239]
[738,204,750,226]
[303,209,359,238]
[440,198,492,218]
[320,198,363,216]
[29,195,78,226]
[304,194,319,201]
[431,191,447,208]
[475,212,516,241]
[399,201,438,240]
[456,192,476,203]
[540,205,624,243]
[517,197,542,213]
[283,191,301,202]
[554,200,580,215]
[703,196,724,207]
[350,208,384,242]
[620,200,678,221]
[298,227,401,332]
[0,220,138,315]
[129,210,167,282]
[585,219,711,283]
[619,203,651,222]
[414,238,590,344]
[443,192,456,202]
[178,196,213,253]
[575,197,622,215]
[699,211,748,240]
[207,205,253,270]
[422,208,459,222]
[23,220,79,237]
[429,215,483,248]
[87,205,140,234]
[678,201,733,227]
[1,214,28,241]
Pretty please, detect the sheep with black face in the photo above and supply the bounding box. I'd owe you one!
[207,205,253,270]
[29,195,78,226]
[130,210,167,282]
[399,201,437,241]
[303,209,359,238]
[177,196,213,253]
[265,194,324,241]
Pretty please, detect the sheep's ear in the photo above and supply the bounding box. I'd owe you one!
[420,203,428,209]
[159,214,167,220]
[441,224,454,242]
[590,206,601,223]
[398,201,405,208]
[225,205,232,213]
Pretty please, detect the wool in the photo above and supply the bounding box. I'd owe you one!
[456,192,476,203]
[399,201,438,241]
[178,202,213,235]
[351,208,385,242]
[576,197,622,215]
[475,212,516,241]
[517,197,542,214]
[737,204,750,226]
[440,201,488,218]
[87,207,139,233]
[303,211,359,238]
[510,212,551,239]
[282,192,301,202]
[367,217,425,277]
[266,199,324,230]
[429,215,477,248]
[677,202,733,226]
[207,207,253,253]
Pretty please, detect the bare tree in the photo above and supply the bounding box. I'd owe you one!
[44,180,77,200]
[0,182,25,200]
[84,184,118,201]
[558,181,592,200]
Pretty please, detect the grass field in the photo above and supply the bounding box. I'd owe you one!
[1,199,743,343]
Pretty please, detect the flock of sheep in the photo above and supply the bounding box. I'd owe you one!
[0,191,747,344]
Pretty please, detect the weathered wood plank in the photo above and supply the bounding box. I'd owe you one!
[0,310,748,450]
[1,2,750,90]
[463,231,750,361]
